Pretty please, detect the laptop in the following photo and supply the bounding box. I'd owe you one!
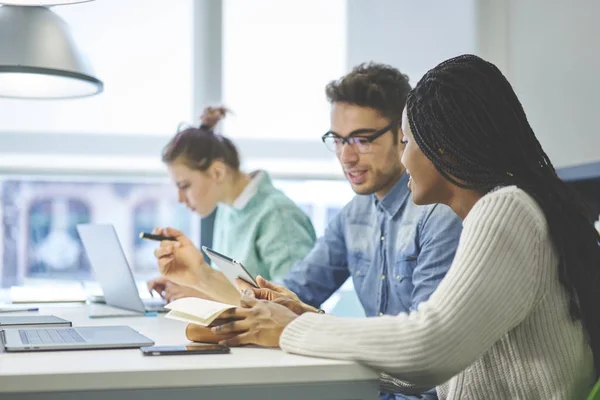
[76,224,167,314]
[0,315,71,329]
[1,325,154,352]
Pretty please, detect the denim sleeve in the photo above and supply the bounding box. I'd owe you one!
[283,211,350,308]
[411,204,462,310]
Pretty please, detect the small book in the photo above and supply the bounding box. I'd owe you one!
[164,298,236,327]
[0,315,72,329]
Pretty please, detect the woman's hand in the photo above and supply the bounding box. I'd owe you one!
[147,275,170,298]
[147,278,215,303]
[235,276,319,315]
[152,227,243,305]
[211,295,299,347]
[186,319,237,343]
[152,227,211,288]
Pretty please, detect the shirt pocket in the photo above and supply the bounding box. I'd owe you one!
[391,255,417,309]
[394,255,417,281]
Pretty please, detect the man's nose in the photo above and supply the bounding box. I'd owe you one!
[338,142,359,164]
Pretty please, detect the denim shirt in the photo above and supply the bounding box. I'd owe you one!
[284,173,463,400]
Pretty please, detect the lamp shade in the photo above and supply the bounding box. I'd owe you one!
[0,5,103,99]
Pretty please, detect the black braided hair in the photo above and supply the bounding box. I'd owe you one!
[406,54,600,376]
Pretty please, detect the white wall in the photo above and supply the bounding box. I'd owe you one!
[348,0,600,169]
[346,0,477,87]
[501,0,600,168]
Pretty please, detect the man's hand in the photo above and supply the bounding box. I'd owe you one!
[235,276,319,315]
[236,276,301,301]
[211,295,299,347]
[152,227,211,289]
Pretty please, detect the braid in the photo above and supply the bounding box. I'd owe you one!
[407,54,600,377]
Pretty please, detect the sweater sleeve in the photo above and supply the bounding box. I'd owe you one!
[280,190,547,388]
[255,205,316,281]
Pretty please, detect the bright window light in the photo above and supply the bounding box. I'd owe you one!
[222,0,347,141]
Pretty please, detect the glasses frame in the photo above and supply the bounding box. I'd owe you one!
[321,121,398,154]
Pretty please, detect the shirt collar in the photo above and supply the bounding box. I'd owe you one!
[232,170,266,210]
[374,172,411,217]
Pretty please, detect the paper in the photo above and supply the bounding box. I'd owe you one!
[9,285,87,303]
[164,297,236,327]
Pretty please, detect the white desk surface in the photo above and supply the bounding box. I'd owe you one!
[0,303,378,394]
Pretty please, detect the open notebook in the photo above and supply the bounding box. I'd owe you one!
[164,298,236,327]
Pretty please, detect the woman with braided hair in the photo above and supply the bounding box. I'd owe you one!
[202,55,599,399]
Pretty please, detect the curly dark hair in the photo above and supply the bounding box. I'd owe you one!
[325,62,412,143]
[407,54,600,378]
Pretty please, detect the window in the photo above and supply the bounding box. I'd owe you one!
[0,176,198,288]
[221,0,347,141]
[1,174,362,315]
[0,0,194,136]
[0,175,355,288]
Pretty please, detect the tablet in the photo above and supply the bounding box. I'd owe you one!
[202,246,259,288]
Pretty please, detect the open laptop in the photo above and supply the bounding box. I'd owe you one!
[2,325,154,352]
[76,224,167,314]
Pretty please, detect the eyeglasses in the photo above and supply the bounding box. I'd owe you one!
[321,121,398,154]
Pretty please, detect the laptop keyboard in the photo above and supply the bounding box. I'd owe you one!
[19,328,86,345]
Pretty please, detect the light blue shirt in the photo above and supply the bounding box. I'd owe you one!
[284,173,463,400]
[213,171,316,281]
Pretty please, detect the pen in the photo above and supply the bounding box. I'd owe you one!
[0,307,39,313]
[139,232,177,242]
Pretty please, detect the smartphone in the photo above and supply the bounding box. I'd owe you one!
[140,343,230,356]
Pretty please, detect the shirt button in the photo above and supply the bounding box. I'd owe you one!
[381,274,386,280]
[378,312,383,316]
[396,275,401,280]
[356,271,361,276]
[380,236,385,241]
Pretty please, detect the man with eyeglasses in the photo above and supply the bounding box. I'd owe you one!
[279,63,463,400]
[171,63,463,399]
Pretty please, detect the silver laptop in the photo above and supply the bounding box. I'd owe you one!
[2,325,154,352]
[76,224,166,314]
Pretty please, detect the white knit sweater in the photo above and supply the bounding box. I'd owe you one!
[280,187,595,399]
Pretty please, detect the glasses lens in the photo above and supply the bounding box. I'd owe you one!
[323,136,339,153]
[351,137,371,154]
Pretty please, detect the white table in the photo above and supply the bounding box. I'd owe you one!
[0,304,380,399]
